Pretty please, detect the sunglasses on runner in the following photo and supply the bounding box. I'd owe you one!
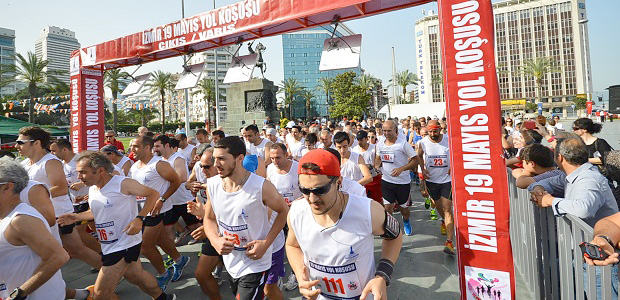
[200,164,212,170]
[15,139,34,145]
[299,178,336,196]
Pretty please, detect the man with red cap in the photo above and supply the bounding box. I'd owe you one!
[286,149,402,300]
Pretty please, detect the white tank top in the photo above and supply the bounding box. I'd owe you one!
[289,193,375,300]
[164,153,194,206]
[341,178,366,197]
[353,144,376,166]
[88,175,142,255]
[19,181,61,243]
[246,138,269,161]
[128,156,172,214]
[64,155,89,201]
[21,153,74,217]
[116,155,132,176]
[420,135,451,184]
[177,144,196,165]
[0,203,65,300]
[266,160,302,251]
[340,151,363,182]
[207,173,272,278]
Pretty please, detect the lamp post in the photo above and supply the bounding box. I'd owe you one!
[182,0,191,135]
[579,18,591,118]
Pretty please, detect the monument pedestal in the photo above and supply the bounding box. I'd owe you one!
[222,78,279,134]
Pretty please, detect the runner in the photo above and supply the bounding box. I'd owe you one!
[175,133,196,165]
[286,125,306,161]
[265,128,281,144]
[128,136,190,291]
[57,152,176,300]
[101,145,133,176]
[317,130,335,150]
[286,149,403,300]
[301,133,318,157]
[211,130,226,146]
[418,120,455,255]
[323,148,367,197]
[203,136,289,300]
[185,147,224,300]
[195,129,210,147]
[354,130,383,204]
[243,124,273,166]
[334,132,372,186]
[153,135,201,245]
[16,126,102,269]
[0,159,69,300]
[376,120,418,235]
[266,142,303,299]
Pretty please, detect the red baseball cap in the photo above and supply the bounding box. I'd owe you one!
[298,149,341,177]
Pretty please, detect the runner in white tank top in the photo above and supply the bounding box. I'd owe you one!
[243,124,273,165]
[21,152,73,217]
[286,149,402,300]
[101,144,133,176]
[19,180,61,242]
[333,132,372,186]
[128,136,188,290]
[55,152,176,300]
[175,133,196,165]
[204,137,288,300]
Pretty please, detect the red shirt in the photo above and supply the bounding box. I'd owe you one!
[105,139,125,152]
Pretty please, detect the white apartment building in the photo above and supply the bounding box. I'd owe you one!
[414,0,591,117]
[35,26,80,84]
[0,27,17,96]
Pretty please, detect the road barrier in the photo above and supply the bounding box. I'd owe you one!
[508,174,617,299]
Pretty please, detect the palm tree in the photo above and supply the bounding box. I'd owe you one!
[431,70,444,102]
[128,108,158,127]
[300,89,315,119]
[316,77,334,116]
[393,70,418,104]
[146,71,174,133]
[192,78,216,129]
[46,77,70,95]
[356,74,376,94]
[518,57,560,111]
[104,69,129,134]
[9,52,49,123]
[278,78,303,120]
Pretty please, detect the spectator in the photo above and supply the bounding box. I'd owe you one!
[573,118,613,173]
[104,130,125,152]
[138,126,149,136]
[529,138,619,227]
[512,143,562,190]
[175,125,186,135]
[582,212,620,299]
[553,115,564,130]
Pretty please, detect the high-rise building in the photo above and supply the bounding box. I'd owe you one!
[0,27,16,96]
[414,0,591,117]
[282,24,361,118]
[35,26,80,84]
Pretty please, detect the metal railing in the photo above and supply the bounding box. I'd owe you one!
[508,174,617,299]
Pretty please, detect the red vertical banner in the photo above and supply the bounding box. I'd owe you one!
[438,0,516,299]
[586,101,593,115]
[69,51,105,153]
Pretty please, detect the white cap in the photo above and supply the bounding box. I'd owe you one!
[267,128,278,136]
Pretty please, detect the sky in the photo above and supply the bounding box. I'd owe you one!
[2,0,618,95]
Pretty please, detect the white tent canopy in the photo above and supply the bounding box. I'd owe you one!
[377,102,447,120]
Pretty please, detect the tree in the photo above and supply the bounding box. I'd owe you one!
[146,71,174,133]
[330,71,371,119]
[316,77,334,116]
[9,52,49,123]
[128,108,158,127]
[525,102,537,113]
[192,78,217,129]
[518,57,560,110]
[392,70,418,104]
[300,89,315,119]
[104,69,129,134]
[356,74,376,95]
[572,96,587,116]
[431,70,444,103]
[278,78,303,119]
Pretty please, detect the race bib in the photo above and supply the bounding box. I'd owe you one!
[136,196,146,202]
[282,192,294,205]
[0,282,7,300]
[380,151,395,163]
[428,155,448,168]
[219,221,251,251]
[95,221,118,244]
[308,261,362,299]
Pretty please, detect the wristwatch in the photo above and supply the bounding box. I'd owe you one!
[597,235,616,248]
[158,197,167,203]
[10,287,26,300]
[135,215,146,222]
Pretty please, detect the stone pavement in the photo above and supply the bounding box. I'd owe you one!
[62,184,531,299]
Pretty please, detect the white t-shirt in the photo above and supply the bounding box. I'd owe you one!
[376,137,416,185]
[419,135,451,184]
[177,144,196,165]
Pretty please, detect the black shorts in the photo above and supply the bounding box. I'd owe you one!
[143,213,164,227]
[381,180,411,205]
[58,222,75,235]
[201,239,221,257]
[426,181,452,201]
[163,204,200,226]
[230,271,268,300]
[101,243,142,266]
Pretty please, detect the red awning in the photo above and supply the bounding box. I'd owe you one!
[77,0,431,69]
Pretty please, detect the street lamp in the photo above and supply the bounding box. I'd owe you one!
[579,18,591,116]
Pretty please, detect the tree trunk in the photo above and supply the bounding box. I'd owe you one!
[113,101,118,135]
[206,97,211,131]
[28,84,36,123]
[161,93,165,134]
[289,97,293,120]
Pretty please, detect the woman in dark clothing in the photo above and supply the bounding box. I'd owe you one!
[572,118,613,171]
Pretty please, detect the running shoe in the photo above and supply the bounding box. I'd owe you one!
[212,265,224,286]
[430,208,439,220]
[157,268,173,292]
[174,229,191,245]
[444,240,455,255]
[403,219,413,236]
[440,221,447,235]
[187,238,198,245]
[171,255,190,282]
[163,256,174,270]
[424,197,431,210]
[283,274,298,291]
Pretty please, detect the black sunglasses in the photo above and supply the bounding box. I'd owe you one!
[16,139,34,145]
[200,164,212,170]
[299,178,336,196]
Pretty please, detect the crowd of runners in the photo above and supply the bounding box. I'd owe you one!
[0,115,456,300]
